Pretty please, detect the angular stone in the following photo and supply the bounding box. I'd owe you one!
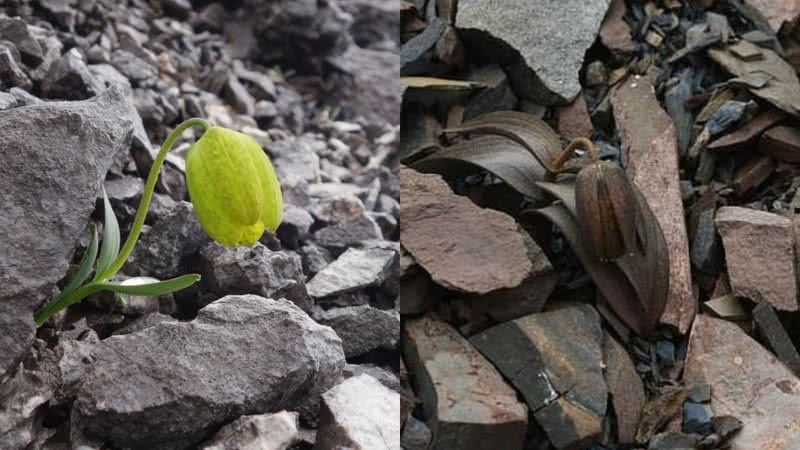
[470,304,606,450]
[200,242,311,312]
[41,48,102,100]
[0,43,31,90]
[744,0,800,32]
[0,17,43,66]
[600,0,636,55]
[402,317,527,450]
[557,94,594,141]
[715,207,797,311]
[463,64,517,120]
[684,314,800,450]
[0,86,138,379]
[708,108,786,151]
[315,374,400,450]
[612,76,695,333]
[307,247,396,299]
[313,215,383,250]
[604,333,645,445]
[276,205,314,249]
[72,295,345,450]
[400,17,447,76]
[200,411,299,450]
[125,201,210,279]
[401,415,432,450]
[329,44,400,126]
[760,125,800,163]
[752,303,800,374]
[0,366,52,450]
[342,364,400,393]
[315,305,399,358]
[457,0,609,104]
[110,49,158,86]
[401,168,533,295]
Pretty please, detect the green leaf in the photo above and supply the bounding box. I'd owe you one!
[97,274,201,297]
[50,223,99,306]
[93,187,121,281]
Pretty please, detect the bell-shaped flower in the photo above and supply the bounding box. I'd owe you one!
[186,127,283,247]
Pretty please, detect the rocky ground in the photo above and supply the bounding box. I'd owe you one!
[401,1,800,450]
[0,1,400,449]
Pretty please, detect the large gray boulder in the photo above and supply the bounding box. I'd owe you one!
[71,295,345,450]
[0,86,139,380]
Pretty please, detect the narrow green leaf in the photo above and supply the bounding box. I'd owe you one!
[49,224,99,306]
[93,187,121,281]
[97,274,201,297]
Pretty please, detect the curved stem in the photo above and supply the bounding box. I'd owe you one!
[96,118,209,281]
[551,137,599,173]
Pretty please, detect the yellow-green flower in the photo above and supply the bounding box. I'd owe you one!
[186,126,283,247]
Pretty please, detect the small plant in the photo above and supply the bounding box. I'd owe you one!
[34,118,283,327]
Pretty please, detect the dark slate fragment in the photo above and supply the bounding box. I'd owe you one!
[753,302,800,375]
[687,384,711,403]
[400,17,447,76]
[41,48,103,100]
[690,208,723,273]
[664,69,694,156]
[682,402,713,434]
[0,42,32,90]
[0,17,43,66]
[712,415,742,442]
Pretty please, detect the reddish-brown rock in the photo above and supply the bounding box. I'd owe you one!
[400,167,533,294]
[402,316,528,450]
[604,333,645,445]
[684,314,800,450]
[557,94,594,141]
[599,0,636,55]
[715,207,797,311]
[760,125,800,163]
[611,76,695,333]
[745,0,800,32]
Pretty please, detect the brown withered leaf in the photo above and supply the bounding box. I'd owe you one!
[400,103,442,163]
[535,180,669,335]
[708,41,800,117]
[442,111,563,173]
[413,135,546,200]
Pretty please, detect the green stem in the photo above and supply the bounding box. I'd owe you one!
[34,118,209,327]
[96,117,209,282]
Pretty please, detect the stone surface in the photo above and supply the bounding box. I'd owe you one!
[0,86,138,379]
[125,201,210,279]
[457,0,609,104]
[684,314,800,450]
[745,0,800,32]
[470,304,606,450]
[200,242,311,312]
[72,295,345,450]
[306,247,396,299]
[400,167,533,295]
[329,44,400,126]
[752,302,800,374]
[315,305,399,358]
[0,43,31,90]
[715,207,797,311]
[612,76,695,333]
[0,366,52,449]
[314,374,400,450]
[557,94,595,141]
[200,411,299,450]
[342,364,400,393]
[604,332,645,445]
[599,0,636,54]
[0,17,43,66]
[41,48,102,100]
[402,316,528,450]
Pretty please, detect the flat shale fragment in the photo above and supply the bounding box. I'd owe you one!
[470,304,606,450]
[604,333,645,445]
[402,316,528,450]
[684,314,800,450]
[752,303,800,374]
[612,76,695,333]
[456,0,609,104]
[715,207,797,311]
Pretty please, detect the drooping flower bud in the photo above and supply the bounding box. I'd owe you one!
[575,160,638,260]
[186,127,283,247]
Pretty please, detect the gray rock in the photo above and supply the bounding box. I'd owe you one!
[339,0,398,48]
[0,42,31,91]
[0,366,52,449]
[301,243,334,276]
[199,242,312,312]
[200,411,299,450]
[315,305,399,358]
[273,143,322,184]
[41,48,102,100]
[110,49,158,86]
[308,193,366,224]
[401,416,432,450]
[125,201,210,279]
[232,60,276,100]
[470,304,607,450]
[0,17,43,66]
[457,0,609,104]
[162,0,193,19]
[72,295,345,450]
[224,74,255,116]
[0,92,17,110]
[314,374,400,450]
[313,215,383,250]
[306,247,396,299]
[276,205,314,249]
[0,86,138,379]
[112,312,176,336]
[648,431,699,450]
[400,17,447,76]
[343,364,400,393]
[89,63,132,90]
